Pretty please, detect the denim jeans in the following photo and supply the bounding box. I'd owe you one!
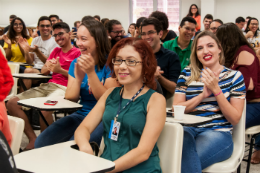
[246,102,260,150]
[181,126,233,173]
[35,111,104,148]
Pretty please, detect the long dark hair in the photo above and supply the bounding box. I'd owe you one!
[245,18,259,37]
[7,17,30,43]
[80,20,110,68]
[216,23,255,68]
[187,4,200,17]
[128,23,136,33]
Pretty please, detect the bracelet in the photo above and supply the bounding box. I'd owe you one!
[214,91,222,96]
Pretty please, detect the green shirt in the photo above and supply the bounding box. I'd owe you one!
[163,36,193,71]
[101,87,161,173]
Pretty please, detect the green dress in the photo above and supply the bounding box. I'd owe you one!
[101,87,162,173]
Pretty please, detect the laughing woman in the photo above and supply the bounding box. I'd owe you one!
[173,31,246,173]
[35,20,119,148]
[75,37,166,173]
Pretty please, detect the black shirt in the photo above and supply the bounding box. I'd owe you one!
[0,131,18,173]
[161,30,177,43]
[155,45,181,97]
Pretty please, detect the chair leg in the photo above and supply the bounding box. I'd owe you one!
[237,164,241,173]
[246,136,255,173]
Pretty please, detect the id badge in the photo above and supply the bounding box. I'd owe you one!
[109,120,121,141]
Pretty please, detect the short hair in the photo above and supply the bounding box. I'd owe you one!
[203,14,213,21]
[49,14,59,20]
[9,15,17,19]
[107,37,157,90]
[180,17,197,27]
[149,11,169,31]
[81,16,95,23]
[246,16,252,20]
[59,19,63,22]
[236,17,245,24]
[94,15,100,21]
[37,16,52,26]
[101,18,109,25]
[52,22,70,32]
[141,17,162,33]
[136,17,146,28]
[74,21,80,27]
[212,19,223,25]
[106,20,121,33]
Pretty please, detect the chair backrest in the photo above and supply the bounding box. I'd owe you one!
[98,123,183,173]
[157,122,183,173]
[8,63,19,74]
[8,115,25,155]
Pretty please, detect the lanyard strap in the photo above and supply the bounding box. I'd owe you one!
[114,84,145,122]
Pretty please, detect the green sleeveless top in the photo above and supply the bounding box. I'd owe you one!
[101,87,162,173]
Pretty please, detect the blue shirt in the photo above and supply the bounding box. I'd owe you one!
[68,58,111,116]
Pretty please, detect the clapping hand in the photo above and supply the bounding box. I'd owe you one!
[18,37,30,53]
[77,53,95,75]
[47,57,62,73]
[154,66,164,79]
[201,67,222,97]
[3,35,11,45]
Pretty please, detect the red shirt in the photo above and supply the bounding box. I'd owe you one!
[0,101,12,146]
[47,47,81,87]
[233,45,260,101]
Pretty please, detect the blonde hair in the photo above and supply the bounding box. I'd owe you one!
[186,31,225,85]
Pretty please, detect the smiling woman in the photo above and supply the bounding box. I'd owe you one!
[173,31,246,172]
[74,37,166,172]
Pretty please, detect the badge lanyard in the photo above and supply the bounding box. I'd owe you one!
[114,84,145,123]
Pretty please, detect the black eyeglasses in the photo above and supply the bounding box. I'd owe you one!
[141,30,157,36]
[112,58,142,66]
[14,23,23,27]
[53,32,66,38]
[111,30,123,35]
[40,25,51,28]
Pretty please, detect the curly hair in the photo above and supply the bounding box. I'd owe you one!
[106,37,157,90]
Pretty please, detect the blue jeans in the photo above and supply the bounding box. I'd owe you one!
[246,102,260,150]
[35,111,104,148]
[181,127,233,173]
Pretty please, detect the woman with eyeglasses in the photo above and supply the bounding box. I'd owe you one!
[75,37,166,172]
[3,17,33,73]
[35,20,119,149]
[173,31,246,172]
[244,18,260,51]
[186,4,201,32]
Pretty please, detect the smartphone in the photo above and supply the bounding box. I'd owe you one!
[72,27,77,33]
[44,100,58,105]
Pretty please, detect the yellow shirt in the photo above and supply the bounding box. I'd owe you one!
[3,37,33,63]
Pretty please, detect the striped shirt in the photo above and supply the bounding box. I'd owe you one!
[175,66,246,130]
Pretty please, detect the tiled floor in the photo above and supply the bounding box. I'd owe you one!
[20,131,260,173]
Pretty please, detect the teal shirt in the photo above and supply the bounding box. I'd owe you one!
[101,87,162,173]
[163,36,193,71]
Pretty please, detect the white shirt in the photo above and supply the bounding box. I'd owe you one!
[31,36,59,69]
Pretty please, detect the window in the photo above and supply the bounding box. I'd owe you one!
[131,0,179,32]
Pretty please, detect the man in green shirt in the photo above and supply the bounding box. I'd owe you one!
[163,17,196,71]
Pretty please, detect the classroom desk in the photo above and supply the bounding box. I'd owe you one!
[12,73,52,91]
[14,141,115,173]
[166,108,213,126]
[8,61,31,67]
[17,97,82,127]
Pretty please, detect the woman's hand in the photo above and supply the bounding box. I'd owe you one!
[201,68,222,95]
[18,37,30,53]
[245,31,254,39]
[77,53,95,75]
[3,35,11,45]
[74,62,86,82]
[202,85,212,98]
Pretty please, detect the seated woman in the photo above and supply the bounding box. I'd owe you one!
[173,31,246,172]
[3,17,33,73]
[216,23,260,164]
[75,37,166,172]
[244,18,260,52]
[35,20,119,148]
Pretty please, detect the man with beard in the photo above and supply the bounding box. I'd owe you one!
[141,17,181,97]
[19,16,59,90]
[7,22,81,150]
[163,17,196,71]
[106,20,126,48]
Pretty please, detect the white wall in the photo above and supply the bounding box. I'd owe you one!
[0,0,130,30]
[215,0,260,23]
